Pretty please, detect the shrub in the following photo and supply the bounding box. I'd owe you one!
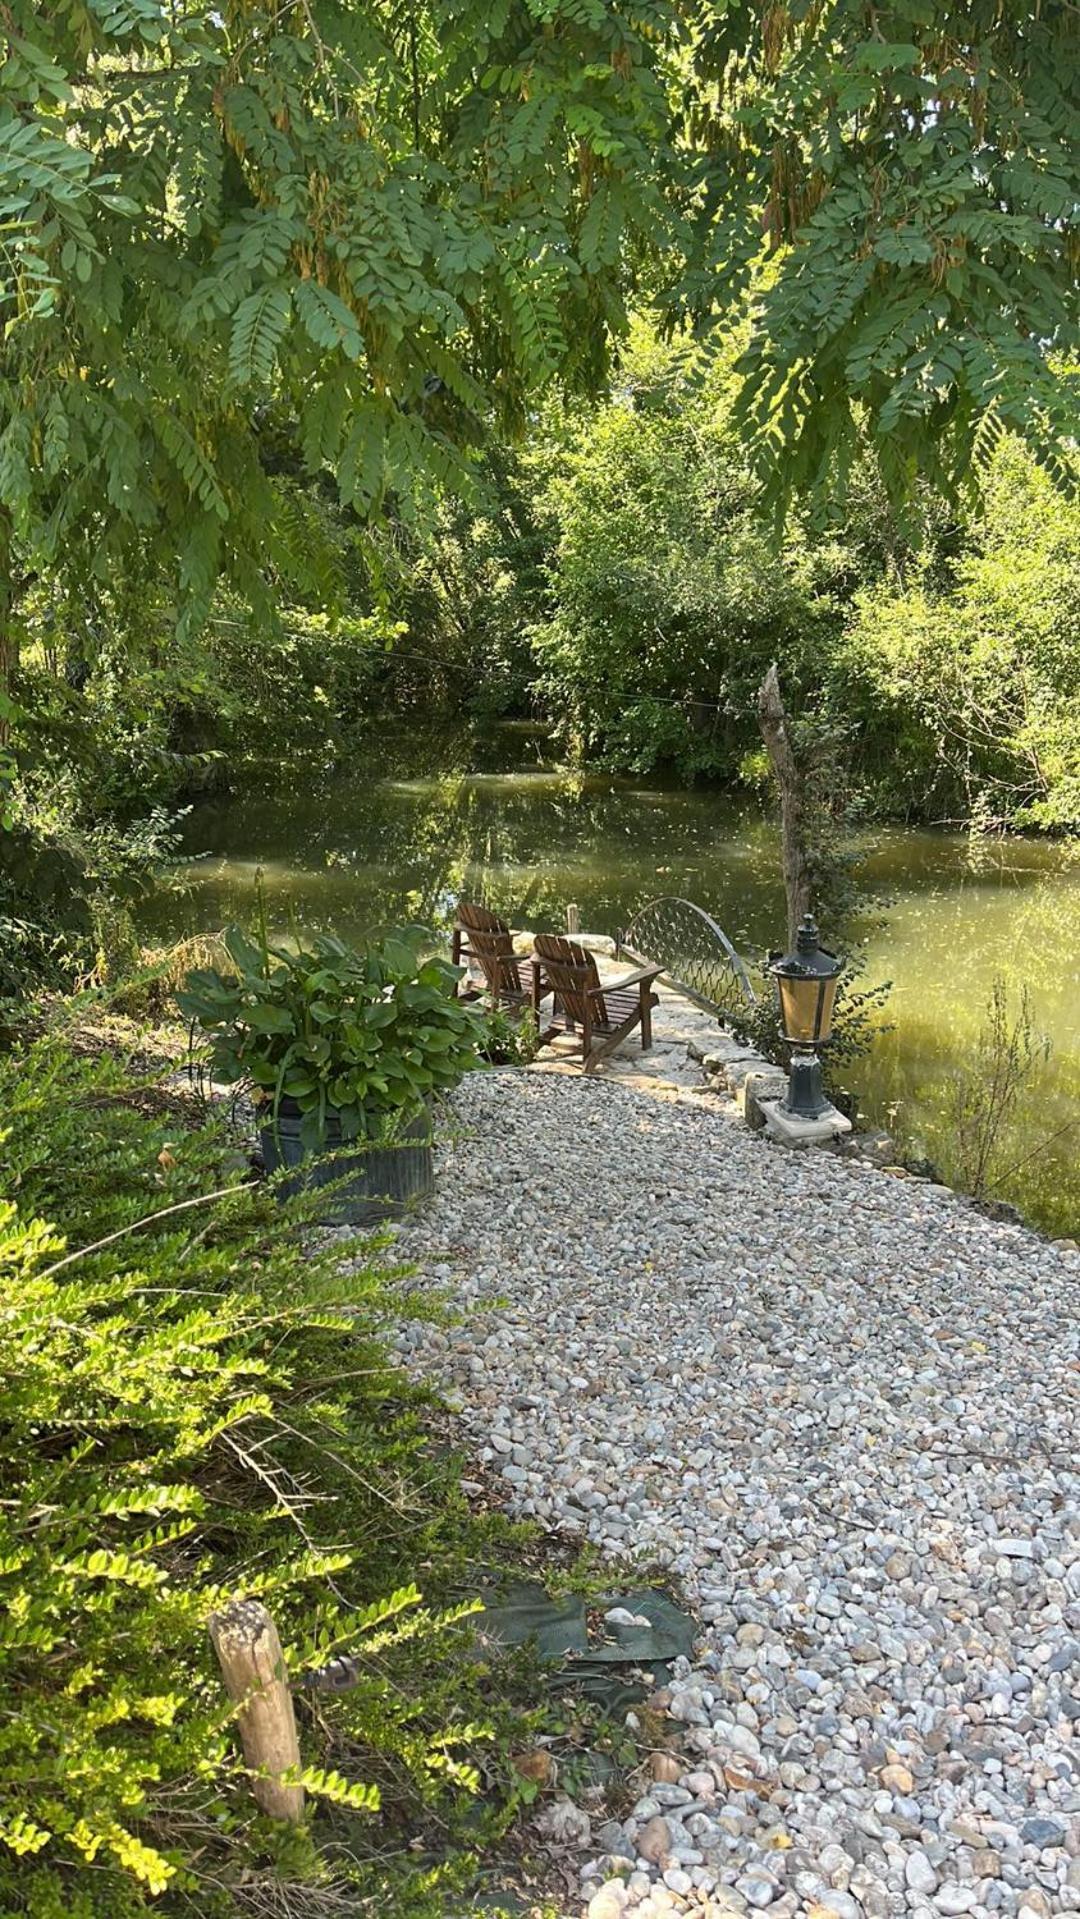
[929,977,1052,1203]
[0,1031,502,1916]
[178,923,487,1150]
[474,1004,542,1068]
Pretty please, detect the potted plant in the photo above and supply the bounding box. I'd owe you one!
[178,923,486,1222]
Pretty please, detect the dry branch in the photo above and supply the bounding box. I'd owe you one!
[758,663,812,945]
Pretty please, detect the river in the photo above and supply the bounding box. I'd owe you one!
[143,721,1080,1237]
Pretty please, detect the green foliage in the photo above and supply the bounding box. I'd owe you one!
[8,457,408,812]
[476,1004,542,1068]
[374,442,552,718]
[3,0,1079,697]
[0,1029,508,1915]
[0,0,678,661]
[523,324,1080,832]
[920,976,1052,1203]
[839,439,1080,829]
[679,1,1080,507]
[528,325,893,781]
[178,922,487,1147]
[0,784,185,998]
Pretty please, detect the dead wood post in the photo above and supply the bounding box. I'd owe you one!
[566,902,580,934]
[757,663,813,947]
[209,1598,305,1822]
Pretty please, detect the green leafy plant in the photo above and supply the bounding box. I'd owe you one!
[0,1029,518,1916]
[476,1004,542,1068]
[178,923,487,1151]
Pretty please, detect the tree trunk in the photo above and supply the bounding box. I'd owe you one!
[757,663,812,947]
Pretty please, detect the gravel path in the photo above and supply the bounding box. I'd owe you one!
[393,1069,1079,1919]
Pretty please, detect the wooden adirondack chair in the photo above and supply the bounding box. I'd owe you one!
[531,934,663,1072]
[451,900,546,1017]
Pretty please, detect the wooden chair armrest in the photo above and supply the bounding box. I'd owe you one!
[590,964,664,995]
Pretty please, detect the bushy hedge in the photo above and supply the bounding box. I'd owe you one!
[0,1033,499,1916]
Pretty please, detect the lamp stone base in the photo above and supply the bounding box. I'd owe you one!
[761,1099,852,1147]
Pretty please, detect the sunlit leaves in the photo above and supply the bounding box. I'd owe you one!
[680,0,1080,507]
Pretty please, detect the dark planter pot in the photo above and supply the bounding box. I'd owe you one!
[259,1099,434,1225]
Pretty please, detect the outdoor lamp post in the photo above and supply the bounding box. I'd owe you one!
[769,915,843,1121]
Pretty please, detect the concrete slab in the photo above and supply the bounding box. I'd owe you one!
[762,1099,852,1146]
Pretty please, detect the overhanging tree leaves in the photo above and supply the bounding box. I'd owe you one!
[2,0,1080,672]
[0,0,676,683]
[675,0,1080,506]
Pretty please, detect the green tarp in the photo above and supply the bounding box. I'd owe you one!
[475,1579,696,1714]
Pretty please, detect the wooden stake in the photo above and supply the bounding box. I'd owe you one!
[566,902,580,934]
[209,1599,305,1822]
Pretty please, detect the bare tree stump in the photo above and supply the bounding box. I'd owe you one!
[566,902,580,934]
[209,1599,305,1822]
[758,663,813,946]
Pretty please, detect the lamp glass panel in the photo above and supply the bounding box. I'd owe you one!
[778,973,840,1043]
[816,975,839,1043]
[777,975,820,1043]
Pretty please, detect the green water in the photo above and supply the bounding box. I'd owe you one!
[146,722,1080,1236]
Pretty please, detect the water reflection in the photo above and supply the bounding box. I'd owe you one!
[145,725,1080,1235]
[850,849,1080,1232]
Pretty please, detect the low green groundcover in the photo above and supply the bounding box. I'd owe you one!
[0,1029,529,1917]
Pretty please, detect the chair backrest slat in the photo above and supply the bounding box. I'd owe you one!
[456,900,504,936]
[533,934,608,1028]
